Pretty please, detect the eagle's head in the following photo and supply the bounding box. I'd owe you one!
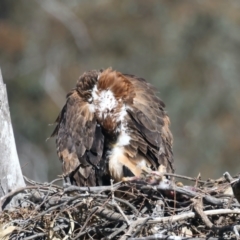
[74,68,135,134]
[75,69,101,102]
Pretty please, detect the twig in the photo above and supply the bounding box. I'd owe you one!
[119,219,144,240]
[163,173,206,184]
[24,232,47,239]
[114,197,139,215]
[140,183,223,205]
[24,176,62,189]
[233,225,240,239]
[223,172,234,183]
[155,185,223,205]
[111,179,130,225]
[72,207,99,240]
[132,217,152,237]
[127,234,220,240]
[0,185,55,211]
[145,209,240,224]
[192,198,213,228]
[106,223,128,240]
[194,173,202,188]
[95,207,126,221]
[64,182,121,193]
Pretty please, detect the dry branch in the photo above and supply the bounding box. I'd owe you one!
[0,172,240,239]
[0,68,25,208]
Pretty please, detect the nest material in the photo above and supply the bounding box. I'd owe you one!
[0,172,240,240]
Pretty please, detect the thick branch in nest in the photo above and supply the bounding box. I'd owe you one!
[1,171,240,239]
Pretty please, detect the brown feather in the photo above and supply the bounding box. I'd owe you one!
[51,68,174,187]
[123,74,174,174]
[98,68,136,104]
[52,70,105,186]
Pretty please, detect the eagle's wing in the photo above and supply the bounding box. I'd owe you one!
[52,90,104,186]
[124,74,174,174]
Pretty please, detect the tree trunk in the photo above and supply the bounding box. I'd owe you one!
[0,68,25,207]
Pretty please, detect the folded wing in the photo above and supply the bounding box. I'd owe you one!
[52,90,105,186]
[124,74,174,174]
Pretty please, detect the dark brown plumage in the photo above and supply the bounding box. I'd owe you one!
[52,68,174,186]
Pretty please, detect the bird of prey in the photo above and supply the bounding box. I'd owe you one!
[51,68,174,186]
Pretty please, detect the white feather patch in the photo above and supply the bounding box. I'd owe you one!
[92,86,118,113]
[109,146,124,180]
[117,131,131,146]
[88,103,95,113]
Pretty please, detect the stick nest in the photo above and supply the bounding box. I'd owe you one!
[0,172,240,240]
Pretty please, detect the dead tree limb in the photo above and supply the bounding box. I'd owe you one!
[0,68,25,208]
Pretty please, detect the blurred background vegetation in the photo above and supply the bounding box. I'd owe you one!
[0,0,240,182]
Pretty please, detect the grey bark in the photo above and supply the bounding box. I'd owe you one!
[0,68,25,207]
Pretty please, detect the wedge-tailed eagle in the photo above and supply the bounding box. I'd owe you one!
[51,68,174,186]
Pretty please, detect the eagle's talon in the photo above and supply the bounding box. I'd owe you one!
[122,176,139,182]
[63,176,72,189]
[122,170,165,185]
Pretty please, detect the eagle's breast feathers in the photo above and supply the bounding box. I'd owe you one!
[52,68,174,186]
